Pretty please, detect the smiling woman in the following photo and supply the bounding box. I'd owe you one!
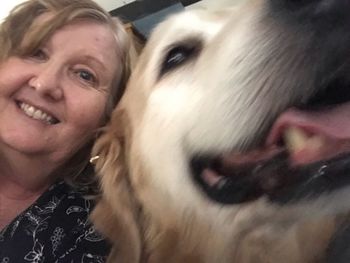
[0,0,132,261]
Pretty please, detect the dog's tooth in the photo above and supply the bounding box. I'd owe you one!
[283,127,308,153]
[306,135,325,151]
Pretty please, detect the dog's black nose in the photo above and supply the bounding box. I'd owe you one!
[271,0,350,22]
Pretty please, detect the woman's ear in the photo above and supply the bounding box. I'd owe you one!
[91,110,141,263]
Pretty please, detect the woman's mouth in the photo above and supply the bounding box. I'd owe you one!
[17,101,59,125]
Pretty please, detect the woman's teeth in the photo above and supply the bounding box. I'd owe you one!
[19,102,56,124]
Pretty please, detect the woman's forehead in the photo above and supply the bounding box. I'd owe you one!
[25,11,119,57]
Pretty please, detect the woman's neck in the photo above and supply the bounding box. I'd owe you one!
[0,178,47,230]
[0,146,57,230]
[0,143,58,190]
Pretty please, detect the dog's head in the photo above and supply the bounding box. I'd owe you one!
[93,0,350,248]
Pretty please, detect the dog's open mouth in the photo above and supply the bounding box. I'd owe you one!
[191,82,350,205]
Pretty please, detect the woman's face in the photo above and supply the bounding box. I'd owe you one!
[0,19,118,165]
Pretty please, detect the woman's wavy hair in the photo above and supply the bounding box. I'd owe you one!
[0,0,134,195]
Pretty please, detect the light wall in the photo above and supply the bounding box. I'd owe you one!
[0,0,136,21]
[0,1,26,21]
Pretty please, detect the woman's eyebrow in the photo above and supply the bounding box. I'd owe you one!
[80,55,108,71]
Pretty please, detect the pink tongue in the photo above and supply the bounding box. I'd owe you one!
[267,102,350,165]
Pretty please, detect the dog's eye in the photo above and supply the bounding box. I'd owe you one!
[160,45,198,77]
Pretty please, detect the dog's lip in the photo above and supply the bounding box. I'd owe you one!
[192,147,350,205]
[190,149,288,204]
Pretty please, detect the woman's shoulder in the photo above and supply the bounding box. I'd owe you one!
[0,180,111,262]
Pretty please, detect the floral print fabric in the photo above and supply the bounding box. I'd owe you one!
[0,181,110,262]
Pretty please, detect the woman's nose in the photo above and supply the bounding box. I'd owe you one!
[28,64,63,101]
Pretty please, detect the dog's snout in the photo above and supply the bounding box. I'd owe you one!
[271,0,350,22]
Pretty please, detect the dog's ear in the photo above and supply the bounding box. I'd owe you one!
[91,110,141,263]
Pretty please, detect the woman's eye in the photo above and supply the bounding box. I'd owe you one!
[76,70,97,85]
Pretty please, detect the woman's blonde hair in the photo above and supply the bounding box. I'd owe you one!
[0,0,133,194]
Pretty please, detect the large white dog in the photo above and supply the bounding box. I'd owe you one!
[92,0,350,262]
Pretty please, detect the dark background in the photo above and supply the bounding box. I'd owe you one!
[110,0,200,22]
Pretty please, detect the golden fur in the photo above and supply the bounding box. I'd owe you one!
[91,1,350,262]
